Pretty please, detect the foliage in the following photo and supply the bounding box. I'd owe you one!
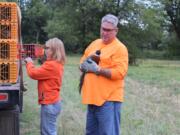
[5,0,180,60]
[118,1,165,64]
[165,0,180,39]
[159,0,180,58]
[166,33,180,58]
[21,0,49,43]
[141,49,167,59]
[45,0,113,52]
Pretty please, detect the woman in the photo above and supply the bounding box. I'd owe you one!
[25,37,66,135]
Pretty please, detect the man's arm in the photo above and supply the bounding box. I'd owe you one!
[97,68,111,78]
[80,59,111,78]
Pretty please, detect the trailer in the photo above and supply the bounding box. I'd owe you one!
[0,2,24,135]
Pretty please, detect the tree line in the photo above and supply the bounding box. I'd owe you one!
[4,0,180,64]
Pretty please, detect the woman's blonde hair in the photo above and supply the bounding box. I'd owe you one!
[45,37,66,64]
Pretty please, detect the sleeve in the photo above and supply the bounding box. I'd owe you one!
[111,45,128,80]
[26,62,55,80]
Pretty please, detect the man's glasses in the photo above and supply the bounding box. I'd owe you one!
[101,27,116,32]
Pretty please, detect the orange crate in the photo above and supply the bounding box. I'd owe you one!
[0,22,18,40]
[0,2,18,22]
[0,41,18,61]
[0,61,18,83]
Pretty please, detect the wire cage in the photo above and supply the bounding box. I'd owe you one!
[0,2,17,22]
[0,2,19,84]
[0,22,18,40]
[0,62,18,83]
[0,41,17,61]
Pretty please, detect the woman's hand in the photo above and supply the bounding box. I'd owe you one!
[24,57,33,64]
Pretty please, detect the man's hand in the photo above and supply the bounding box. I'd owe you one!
[80,58,100,74]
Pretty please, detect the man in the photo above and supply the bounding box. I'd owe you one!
[80,14,128,135]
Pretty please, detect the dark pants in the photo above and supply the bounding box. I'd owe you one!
[86,101,122,135]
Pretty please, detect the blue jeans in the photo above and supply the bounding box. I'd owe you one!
[86,101,122,135]
[40,101,61,135]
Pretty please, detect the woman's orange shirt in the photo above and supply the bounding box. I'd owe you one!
[26,60,64,105]
[80,38,128,106]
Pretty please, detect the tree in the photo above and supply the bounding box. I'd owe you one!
[45,0,105,52]
[158,0,180,58]
[19,0,174,60]
[166,0,180,39]
[21,0,49,43]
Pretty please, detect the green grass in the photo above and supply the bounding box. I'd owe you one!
[123,59,180,135]
[20,56,180,135]
[128,59,180,95]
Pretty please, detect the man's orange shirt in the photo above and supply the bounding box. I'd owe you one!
[26,60,64,105]
[80,38,128,106]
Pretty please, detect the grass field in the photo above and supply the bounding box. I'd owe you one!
[20,56,180,135]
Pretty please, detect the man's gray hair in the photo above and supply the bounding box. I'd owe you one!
[101,14,119,27]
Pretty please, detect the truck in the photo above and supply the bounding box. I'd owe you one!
[0,2,25,135]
